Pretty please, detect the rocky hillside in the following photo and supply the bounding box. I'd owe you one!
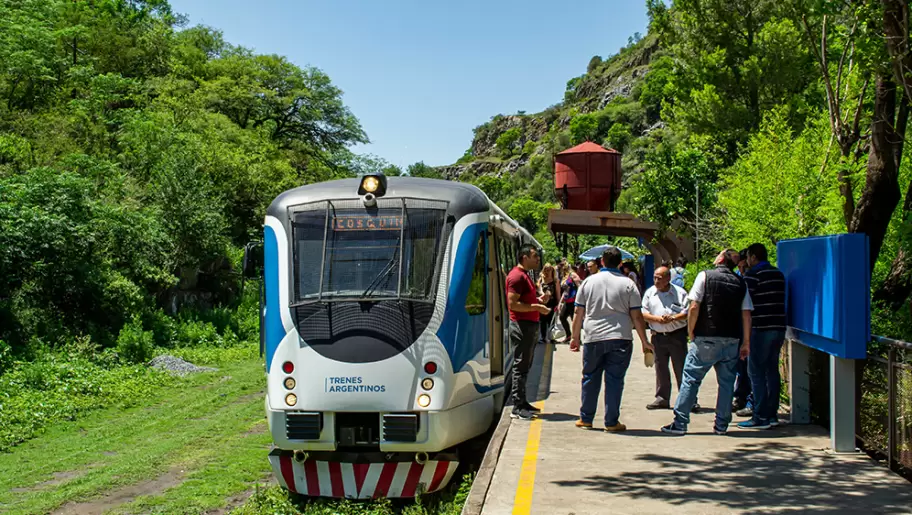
[438,33,666,189]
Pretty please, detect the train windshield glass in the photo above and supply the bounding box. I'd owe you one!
[291,199,448,302]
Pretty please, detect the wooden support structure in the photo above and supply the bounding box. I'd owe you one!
[548,209,694,263]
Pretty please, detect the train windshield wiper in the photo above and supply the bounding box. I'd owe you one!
[360,246,401,298]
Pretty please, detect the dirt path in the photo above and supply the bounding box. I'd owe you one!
[52,467,185,515]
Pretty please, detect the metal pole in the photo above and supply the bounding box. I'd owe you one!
[888,346,897,472]
[695,183,700,261]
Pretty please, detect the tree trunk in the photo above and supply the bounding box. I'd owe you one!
[837,146,856,229]
[850,75,903,271]
[872,95,911,308]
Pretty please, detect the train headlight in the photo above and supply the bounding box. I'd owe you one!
[421,378,434,391]
[417,394,431,408]
[424,362,437,374]
[285,393,297,406]
[362,176,379,193]
[358,172,387,197]
[282,361,294,374]
[284,377,296,390]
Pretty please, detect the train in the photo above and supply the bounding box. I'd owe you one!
[249,172,541,499]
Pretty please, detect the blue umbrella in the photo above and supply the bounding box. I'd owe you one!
[578,244,634,262]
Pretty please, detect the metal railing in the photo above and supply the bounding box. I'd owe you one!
[857,335,912,478]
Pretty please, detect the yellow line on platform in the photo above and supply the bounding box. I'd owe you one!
[511,344,553,515]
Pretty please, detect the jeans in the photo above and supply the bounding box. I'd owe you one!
[510,320,539,406]
[580,339,633,426]
[734,358,753,408]
[748,329,786,422]
[673,337,741,430]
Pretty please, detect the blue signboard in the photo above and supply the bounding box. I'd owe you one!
[776,234,870,359]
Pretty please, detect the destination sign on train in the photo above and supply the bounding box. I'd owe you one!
[333,214,403,231]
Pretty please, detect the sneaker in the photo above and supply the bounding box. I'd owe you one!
[522,402,541,413]
[736,407,753,417]
[661,422,686,435]
[737,419,771,430]
[575,419,593,429]
[713,425,728,435]
[604,423,627,432]
[646,399,670,410]
[769,418,781,427]
[511,408,535,420]
[692,403,702,412]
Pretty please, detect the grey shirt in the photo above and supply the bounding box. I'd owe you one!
[574,268,641,343]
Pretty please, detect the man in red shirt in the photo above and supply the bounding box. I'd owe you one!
[506,244,551,420]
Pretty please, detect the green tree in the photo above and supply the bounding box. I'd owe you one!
[632,144,715,231]
[473,175,509,204]
[719,109,842,250]
[587,55,603,73]
[604,123,632,150]
[650,0,814,158]
[569,113,599,144]
[407,161,442,179]
[495,127,521,157]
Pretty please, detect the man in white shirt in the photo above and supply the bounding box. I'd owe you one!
[641,266,689,410]
[570,247,651,432]
[661,249,753,436]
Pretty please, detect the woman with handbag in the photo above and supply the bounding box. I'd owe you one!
[538,263,560,344]
[557,262,582,343]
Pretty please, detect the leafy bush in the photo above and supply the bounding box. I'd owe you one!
[116,316,155,363]
[569,113,599,144]
[604,123,632,150]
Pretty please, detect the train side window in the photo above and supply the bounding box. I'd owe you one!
[465,233,486,315]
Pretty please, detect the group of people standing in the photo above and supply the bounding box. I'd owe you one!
[506,243,787,435]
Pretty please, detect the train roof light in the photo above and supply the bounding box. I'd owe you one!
[358,172,387,197]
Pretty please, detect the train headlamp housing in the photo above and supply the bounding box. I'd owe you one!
[358,172,387,197]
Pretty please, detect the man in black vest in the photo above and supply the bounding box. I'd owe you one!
[661,249,753,436]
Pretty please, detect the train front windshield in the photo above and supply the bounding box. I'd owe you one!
[291,199,449,303]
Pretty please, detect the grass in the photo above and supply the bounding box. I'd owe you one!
[0,346,272,515]
[0,342,473,515]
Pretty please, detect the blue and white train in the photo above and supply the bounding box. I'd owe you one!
[256,173,540,499]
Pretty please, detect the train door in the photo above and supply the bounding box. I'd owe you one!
[488,229,506,379]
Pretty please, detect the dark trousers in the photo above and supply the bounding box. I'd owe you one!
[539,309,555,343]
[580,339,633,426]
[510,320,539,406]
[734,358,753,408]
[652,328,688,402]
[748,329,786,422]
[559,302,574,340]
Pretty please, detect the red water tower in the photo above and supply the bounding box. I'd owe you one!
[554,141,622,211]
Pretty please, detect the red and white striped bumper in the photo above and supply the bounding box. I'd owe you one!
[269,451,459,499]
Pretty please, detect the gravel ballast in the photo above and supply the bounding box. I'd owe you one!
[148,355,217,376]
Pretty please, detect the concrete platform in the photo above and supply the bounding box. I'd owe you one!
[479,339,912,515]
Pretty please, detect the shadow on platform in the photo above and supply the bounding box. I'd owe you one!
[551,441,912,514]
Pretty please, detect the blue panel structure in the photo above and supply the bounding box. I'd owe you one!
[776,234,870,359]
[642,255,655,291]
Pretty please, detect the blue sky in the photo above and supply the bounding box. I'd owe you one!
[168,0,649,168]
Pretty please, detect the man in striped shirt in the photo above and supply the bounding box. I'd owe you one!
[737,243,787,430]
